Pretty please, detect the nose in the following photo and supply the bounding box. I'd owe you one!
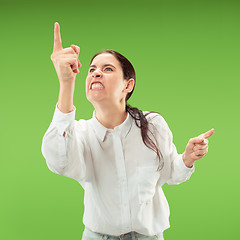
[92,69,102,78]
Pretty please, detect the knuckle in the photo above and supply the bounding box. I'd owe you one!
[70,48,75,54]
[68,47,76,54]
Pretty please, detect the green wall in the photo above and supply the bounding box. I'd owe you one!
[1,0,239,239]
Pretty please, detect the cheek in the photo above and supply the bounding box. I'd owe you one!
[116,81,126,93]
[109,82,122,94]
[110,87,124,100]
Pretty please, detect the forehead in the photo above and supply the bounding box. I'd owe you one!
[91,53,121,68]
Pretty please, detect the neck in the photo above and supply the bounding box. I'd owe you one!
[93,102,127,129]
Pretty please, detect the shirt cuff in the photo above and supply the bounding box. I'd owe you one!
[52,102,76,136]
[176,153,195,174]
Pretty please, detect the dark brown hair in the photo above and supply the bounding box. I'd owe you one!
[89,49,164,171]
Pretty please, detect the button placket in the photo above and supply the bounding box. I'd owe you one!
[112,132,131,232]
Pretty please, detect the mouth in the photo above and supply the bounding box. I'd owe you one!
[90,82,104,90]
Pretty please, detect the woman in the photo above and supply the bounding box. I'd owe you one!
[41,22,215,240]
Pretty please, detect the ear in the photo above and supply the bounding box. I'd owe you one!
[123,78,135,93]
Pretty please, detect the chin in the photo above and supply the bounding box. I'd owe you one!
[87,95,106,104]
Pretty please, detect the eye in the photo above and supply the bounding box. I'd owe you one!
[89,68,95,72]
[105,67,113,71]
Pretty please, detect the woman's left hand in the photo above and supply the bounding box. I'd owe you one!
[182,128,215,168]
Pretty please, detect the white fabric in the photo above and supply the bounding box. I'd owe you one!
[41,103,195,237]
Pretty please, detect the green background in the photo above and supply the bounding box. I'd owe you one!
[1,0,239,239]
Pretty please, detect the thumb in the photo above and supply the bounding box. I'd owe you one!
[189,137,205,145]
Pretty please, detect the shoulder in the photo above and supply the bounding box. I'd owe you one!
[71,118,94,146]
[142,110,170,133]
[142,110,167,125]
[74,118,88,127]
[73,118,91,136]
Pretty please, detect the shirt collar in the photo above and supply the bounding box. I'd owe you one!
[90,110,133,142]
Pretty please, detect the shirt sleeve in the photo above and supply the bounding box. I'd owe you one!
[41,102,86,182]
[149,113,195,185]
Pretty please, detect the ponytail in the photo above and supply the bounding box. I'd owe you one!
[126,103,164,171]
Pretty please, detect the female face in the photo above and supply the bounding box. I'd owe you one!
[86,53,128,106]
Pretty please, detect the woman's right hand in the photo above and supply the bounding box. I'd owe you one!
[50,22,82,85]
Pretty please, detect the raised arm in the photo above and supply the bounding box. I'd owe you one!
[41,22,86,182]
[51,22,82,113]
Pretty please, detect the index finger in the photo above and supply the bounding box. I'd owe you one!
[201,128,215,139]
[53,22,63,51]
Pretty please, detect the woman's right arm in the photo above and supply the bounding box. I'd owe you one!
[41,22,86,181]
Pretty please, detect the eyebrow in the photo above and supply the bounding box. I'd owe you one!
[89,64,116,69]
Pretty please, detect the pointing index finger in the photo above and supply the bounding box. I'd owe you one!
[53,22,63,51]
[202,128,215,139]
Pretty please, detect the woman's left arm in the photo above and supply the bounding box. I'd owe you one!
[182,129,215,168]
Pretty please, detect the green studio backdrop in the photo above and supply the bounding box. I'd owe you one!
[1,0,239,239]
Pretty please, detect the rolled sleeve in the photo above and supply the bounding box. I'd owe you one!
[52,102,76,136]
[171,153,195,182]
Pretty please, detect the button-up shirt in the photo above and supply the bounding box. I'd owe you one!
[41,103,195,236]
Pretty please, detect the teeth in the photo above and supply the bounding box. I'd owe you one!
[92,83,104,89]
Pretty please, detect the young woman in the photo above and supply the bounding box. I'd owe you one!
[41,22,215,240]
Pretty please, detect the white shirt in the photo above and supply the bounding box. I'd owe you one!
[41,103,195,237]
